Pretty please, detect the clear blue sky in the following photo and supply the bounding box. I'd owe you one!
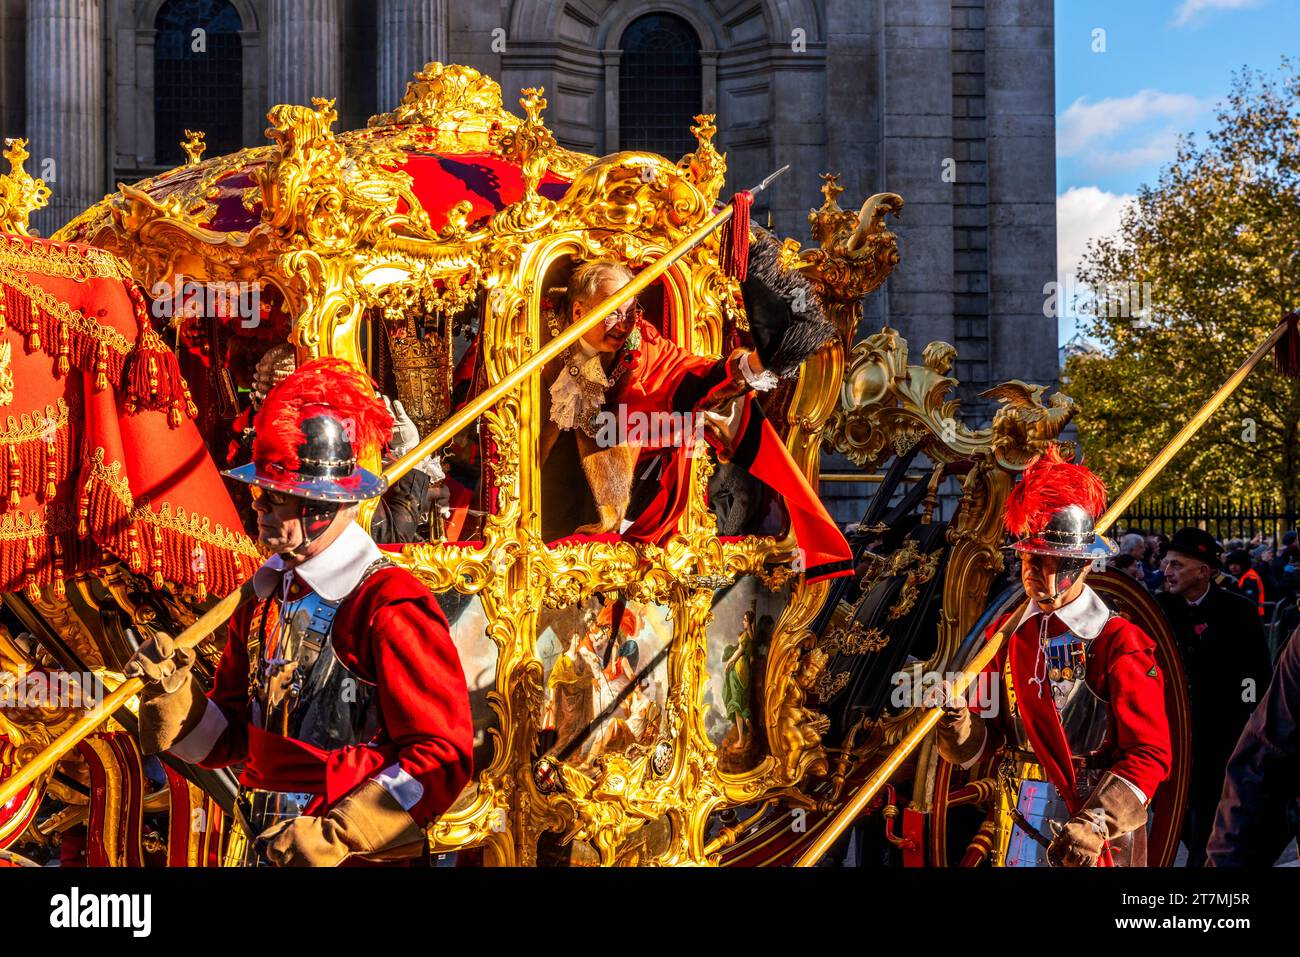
[1055,0,1300,346]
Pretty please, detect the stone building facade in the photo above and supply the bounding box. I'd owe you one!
[0,0,1057,422]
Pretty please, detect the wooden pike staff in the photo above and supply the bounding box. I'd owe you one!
[793,310,1300,867]
[0,169,789,812]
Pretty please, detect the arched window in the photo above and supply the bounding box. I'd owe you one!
[154,0,243,167]
[619,14,702,158]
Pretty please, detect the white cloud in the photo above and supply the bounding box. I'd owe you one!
[1171,0,1266,29]
[1058,90,1207,157]
[1082,129,1184,174]
[1057,186,1135,310]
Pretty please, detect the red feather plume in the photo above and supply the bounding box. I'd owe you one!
[1004,446,1107,537]
[252,357,393,474]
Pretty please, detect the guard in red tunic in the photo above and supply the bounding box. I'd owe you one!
[125,358,473,866]
[936,448,1173,866]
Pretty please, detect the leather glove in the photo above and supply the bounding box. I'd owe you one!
[257,779,425,867]
[933,680,987,766]
[123,631,206,755]
[1047,772,1148,867]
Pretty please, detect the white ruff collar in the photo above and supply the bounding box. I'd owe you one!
[253,521,383,601]
[1015,584,1112,640]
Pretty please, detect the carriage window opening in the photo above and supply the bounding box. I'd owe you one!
[154,0,244,167]
[619,14,702,159]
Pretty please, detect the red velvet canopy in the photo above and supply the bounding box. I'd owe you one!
[0,232,258,598]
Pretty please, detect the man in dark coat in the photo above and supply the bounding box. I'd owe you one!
[1156,527,1271,867]
[1207,626,1299,866]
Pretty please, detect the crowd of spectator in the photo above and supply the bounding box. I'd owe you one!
[1106,526,1298,866]
[1109,527,1300,663]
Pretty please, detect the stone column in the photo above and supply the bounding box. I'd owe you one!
[985,0,1058,391]
[25,0,104,236]
[377,0,449,112]
[267,0,341,108]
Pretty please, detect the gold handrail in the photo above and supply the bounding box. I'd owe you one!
[792,315,1296,867]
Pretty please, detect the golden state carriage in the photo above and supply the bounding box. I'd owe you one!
[0,62,1189,867]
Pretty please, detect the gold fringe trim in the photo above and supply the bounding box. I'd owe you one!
[0,271,133,361]
[0,398,69,445]
[0,234,134,283]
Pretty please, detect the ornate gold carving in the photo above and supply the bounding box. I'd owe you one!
[0,139,51,236]
[798,175,904,346]
[979,380,1078,468]
[260,97,434,252]
[369,62,515,131]
[181,130,206,166]
[822,620,890,657]
[825,327,1076,474]
[677,114,727,207]
[490,89,558,233]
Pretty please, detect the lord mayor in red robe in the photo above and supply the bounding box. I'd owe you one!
[537,255,852,583]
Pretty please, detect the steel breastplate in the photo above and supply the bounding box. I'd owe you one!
[247,582,381,752]
[1003,626,1110,758]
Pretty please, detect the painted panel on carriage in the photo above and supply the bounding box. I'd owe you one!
[434,590,498,811]
[705,576,791,773]
[536,595,672,770]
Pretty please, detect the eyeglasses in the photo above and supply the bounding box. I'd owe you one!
[249,485,298,507]
[603,299,642,329]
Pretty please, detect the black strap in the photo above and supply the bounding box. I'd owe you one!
[1009,804,1054,850]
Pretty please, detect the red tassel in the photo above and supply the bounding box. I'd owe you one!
[127,525,141,571]
[1274,311,1300,379]
[720,190,754,281]
[125,327,191,423]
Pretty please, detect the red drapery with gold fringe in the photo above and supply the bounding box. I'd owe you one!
[0,232,258,599]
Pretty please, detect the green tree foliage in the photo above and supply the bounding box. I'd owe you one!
[1065,62,1300,504]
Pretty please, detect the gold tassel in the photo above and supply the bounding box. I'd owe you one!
[77,475,92,536]
[8,445,20,508]
[127,525,141,571]
[147,354,159,398]
[94,339,109,392]
[168,402,182,428]
[52,537,65,601]
[56,316,69,376]
[26,305,39,352]
[151,524,164,589]
[44,435,57,498]
[194,546,207,602]
[24,537,39,601]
